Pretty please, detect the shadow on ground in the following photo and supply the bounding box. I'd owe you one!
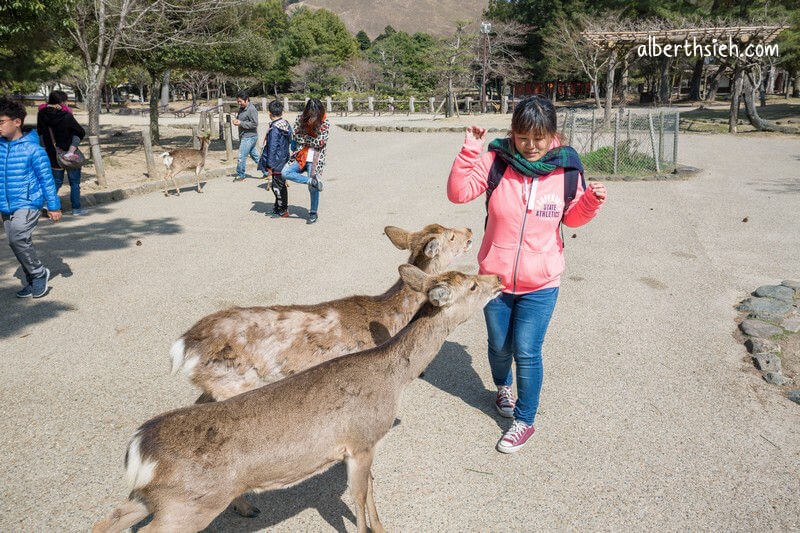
[423,341,503,429]
[0,211,182,338]
[201,463,355,533]
[250,201,310,220]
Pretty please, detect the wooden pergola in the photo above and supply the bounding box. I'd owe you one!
[578,23,795,134]
[582,25,789,48]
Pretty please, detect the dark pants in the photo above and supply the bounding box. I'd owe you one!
[2,209,45,283]
[52,167,81,210]
[270,173,287,212]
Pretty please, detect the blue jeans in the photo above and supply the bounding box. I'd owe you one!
[52,167,82,210]
[484,287,559,425]
[282,160,320,213]
[237,136,260,179]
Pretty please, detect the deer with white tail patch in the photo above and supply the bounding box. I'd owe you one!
[92,265,503,533]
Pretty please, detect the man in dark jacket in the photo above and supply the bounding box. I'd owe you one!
[0,98,61,298]
[257,100,293,218]
[232,91,259,181]
[37,90,86,213]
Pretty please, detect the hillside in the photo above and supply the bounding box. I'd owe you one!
[289,0,489,38]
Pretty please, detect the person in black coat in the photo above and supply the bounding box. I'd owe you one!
[36,90,86,214]
[257,100,293,218]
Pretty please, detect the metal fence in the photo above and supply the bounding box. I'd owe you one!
[558,109,680,176]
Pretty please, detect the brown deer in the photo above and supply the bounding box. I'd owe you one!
[92,265,504,533]
[170,224,473,404]
[161,131,211,196]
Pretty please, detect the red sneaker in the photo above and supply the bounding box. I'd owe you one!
[496,420,535,454]
[495,386,515,418]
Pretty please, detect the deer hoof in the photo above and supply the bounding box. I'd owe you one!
[233,501,260,518]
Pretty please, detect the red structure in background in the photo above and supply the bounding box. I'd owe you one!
[514,80,592,99]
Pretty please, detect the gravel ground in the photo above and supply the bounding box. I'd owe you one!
[1,127,798,531]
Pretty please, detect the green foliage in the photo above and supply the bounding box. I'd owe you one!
[0,0,68,39]
[356,30,372,51]
[368,31,437,92]
[248,0,289,36]
[283,8,358,68]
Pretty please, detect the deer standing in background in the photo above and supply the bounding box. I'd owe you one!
[91,266,504,533]
[161,132,211,196]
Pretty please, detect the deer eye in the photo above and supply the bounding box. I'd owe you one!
[470,282,478,291]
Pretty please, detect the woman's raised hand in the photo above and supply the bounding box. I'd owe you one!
[465,125,487,144]
[588,182,607,202]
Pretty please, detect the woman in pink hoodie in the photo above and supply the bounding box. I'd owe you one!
[448,96,606,453]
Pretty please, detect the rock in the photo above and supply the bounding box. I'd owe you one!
[736,297,793,321]
[781,280,800,297]
[782,316,800,333]
[764,372,791,386]
[788,390,800,405]
[753,352,782,373]
[746,337,780,354]
[754,285,795,302]
[740,319,783,338]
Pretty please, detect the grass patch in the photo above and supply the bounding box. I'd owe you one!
[581,143,674,176]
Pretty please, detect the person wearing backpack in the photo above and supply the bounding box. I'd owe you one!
[36,90,86,214]
[447,95,606,453]
[257,99,293,218]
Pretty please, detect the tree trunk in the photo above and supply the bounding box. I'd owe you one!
[729,67,742,133]
[688,58,704,100]
[741,71,800,133]
[705,62,727,103]
[767,64,776,93]
[603,49,618,127]
[446,78,454,118]
[149,75,162,144]
[160,70,171,106]
[592,80,602,109]
[793,74,800,98]
[657,56,671,105]
[619,55,629,111]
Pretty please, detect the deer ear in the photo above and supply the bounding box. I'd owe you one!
[398,264,431,293]
[385,226,412,250]
[423,237,442,258]
[427,284,453,307]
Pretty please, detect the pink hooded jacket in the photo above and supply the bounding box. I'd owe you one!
[448,136,605,294]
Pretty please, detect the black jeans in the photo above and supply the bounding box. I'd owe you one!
[270,173,287,212]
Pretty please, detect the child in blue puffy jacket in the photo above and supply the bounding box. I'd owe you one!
[257,100,293,218]
[0,97,61,298]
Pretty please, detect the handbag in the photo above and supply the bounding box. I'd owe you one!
[48,127,86,169]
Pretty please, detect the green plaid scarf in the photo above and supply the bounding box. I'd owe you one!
[488,138,584,178]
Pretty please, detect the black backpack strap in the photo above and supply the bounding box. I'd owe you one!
[560,168,585,246]
[484,156,508,230]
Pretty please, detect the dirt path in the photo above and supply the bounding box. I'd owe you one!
[0,128,798,530]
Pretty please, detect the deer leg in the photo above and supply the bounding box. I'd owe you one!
[196,165,203,193]
[172,173,181,196]
[163,171,172,196]
[366,471,386,533]
[91,499,149,533]
[231,494,261,517]
[139,503,222,533]
[346,449,377,533]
